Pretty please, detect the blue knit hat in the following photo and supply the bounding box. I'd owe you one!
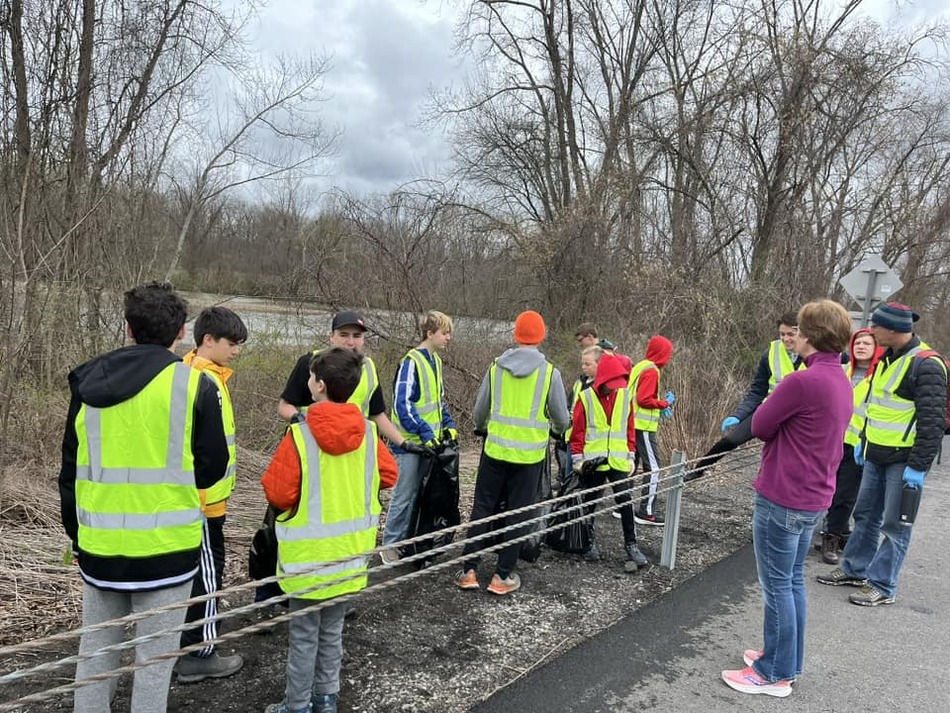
[870,302,919,333]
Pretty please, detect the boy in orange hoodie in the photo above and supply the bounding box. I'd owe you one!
[629,336,675,526]
[262,348,397,713]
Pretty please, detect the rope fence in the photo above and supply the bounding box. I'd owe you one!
[0,444,762,711]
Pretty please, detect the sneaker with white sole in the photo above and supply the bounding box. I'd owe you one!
[742,649,763,667]
[175,651,244,683]
[849,585,895,607]
[379,547,401,565]
[816,567,867,587]
[486,572,521,595]
[454,569,480,590]
[634,509,665,526]
[721,666,792,698]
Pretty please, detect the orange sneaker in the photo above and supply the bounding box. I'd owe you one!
[454,569,480,590]
[486,572,521,595]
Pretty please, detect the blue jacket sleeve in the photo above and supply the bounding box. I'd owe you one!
[393,357,436,443]
[732,350,771,422]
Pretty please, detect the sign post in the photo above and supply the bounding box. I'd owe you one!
[839,256,902,328]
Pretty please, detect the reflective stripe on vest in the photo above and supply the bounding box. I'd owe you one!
[629,359,661,433]
[565,377,584,441]
[202,370,237,506]
[580,387,632,471]
[484,361,554,464]
[75,362,203,558]
[392,349,443,445]
[767,340,803,394]
[308,350,378,417]
[275,420,381,600]
[865,346,923,446]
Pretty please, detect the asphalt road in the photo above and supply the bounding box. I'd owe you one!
[473,445,950,712]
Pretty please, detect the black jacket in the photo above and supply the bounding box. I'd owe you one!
[59,344,228,590]
[865,336,948,472]
[731,344,804,422]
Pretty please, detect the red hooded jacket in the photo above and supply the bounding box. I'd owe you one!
[635,336,673,410]
[847,328,883,381]
[570,353,637,457]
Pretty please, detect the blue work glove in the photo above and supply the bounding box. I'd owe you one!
[902,467,926,489]
[665,390,676,406]
[661,407,674,420]
[721,416,740,432]
[853,441,864,467]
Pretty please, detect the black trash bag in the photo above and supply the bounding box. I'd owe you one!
[248,505,279,580]
[404,444,461,569]
[543,468,592,554]
[519,447,554,563]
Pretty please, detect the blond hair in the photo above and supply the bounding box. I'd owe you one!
[582,345,604,360]
[797,300,851,353]
[420,310,453,340]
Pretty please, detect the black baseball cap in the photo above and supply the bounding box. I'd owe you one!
[331,310,367,332]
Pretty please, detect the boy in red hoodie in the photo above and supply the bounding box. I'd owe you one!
[570,353,649,572]
[629,336,675,526]
[261,348,397,713]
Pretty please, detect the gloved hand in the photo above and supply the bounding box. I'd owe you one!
[290,411,306,425]
[661,407,674,420]
[902,466,926,489]
[582,456,608,476]
[401,440,435,457]
[853,441,864,467]
[721,416,740,432]
[442,427,458,445]
[665,390,676,406]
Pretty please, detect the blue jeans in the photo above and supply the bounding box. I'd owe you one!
[382,452,423,546]
[752,493,822,682]
[840,460,916,598]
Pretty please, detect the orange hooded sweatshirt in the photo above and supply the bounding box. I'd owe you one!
[262,401,398,513]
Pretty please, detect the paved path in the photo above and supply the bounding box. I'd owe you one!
[473,446,950,712]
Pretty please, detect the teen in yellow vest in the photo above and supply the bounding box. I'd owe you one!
[60,282,229,712]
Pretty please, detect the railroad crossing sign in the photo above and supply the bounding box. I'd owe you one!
[839,255,902,328]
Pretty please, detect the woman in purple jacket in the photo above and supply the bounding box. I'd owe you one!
[721,299,854,698]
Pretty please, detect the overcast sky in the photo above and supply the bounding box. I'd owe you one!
[244,0,946,198]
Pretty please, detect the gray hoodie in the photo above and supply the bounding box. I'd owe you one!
[473,346,571,435]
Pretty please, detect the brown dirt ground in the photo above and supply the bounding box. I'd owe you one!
[2,450,760,713]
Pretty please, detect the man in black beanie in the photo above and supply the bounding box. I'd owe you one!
[817,301,947,607]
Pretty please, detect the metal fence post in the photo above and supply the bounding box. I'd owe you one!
[660,449,685,570]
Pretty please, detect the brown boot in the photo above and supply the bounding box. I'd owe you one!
[821,534,841,565]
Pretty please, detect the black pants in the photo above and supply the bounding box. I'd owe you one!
[462,453,543,579]
[825,444,863,536]
[635,430,662,516]
[695,415,755,473]
[181,514,226,654]
[581,468,638,544]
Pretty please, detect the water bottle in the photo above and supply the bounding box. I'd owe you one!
[899,484,922,526]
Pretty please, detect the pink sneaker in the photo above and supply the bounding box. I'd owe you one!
[742,649,763,667]
[721,666,792,698]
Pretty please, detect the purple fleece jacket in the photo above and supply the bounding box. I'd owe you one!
[751,351,854,511]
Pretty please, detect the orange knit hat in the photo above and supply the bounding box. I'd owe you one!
[514,310,546,345]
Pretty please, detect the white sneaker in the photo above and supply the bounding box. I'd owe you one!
[379,547,401,565]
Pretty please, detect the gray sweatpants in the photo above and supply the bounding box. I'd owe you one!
[73,580,190,713]
[283,598,347,710]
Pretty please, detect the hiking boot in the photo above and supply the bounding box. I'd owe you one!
[634,509,665,526]
[623,543,649,573]
[742,649,763,667]
[820,534,841,565]
[583,541,602,562]
[487,572,521,595]
[379,547,401,565]
[312,693,338,713]
[816,567,867,587]
[454,569,480,590]
[721,666,792,698]
[264,702,311,713]
[175,651,244,683]
[849,585,895,607]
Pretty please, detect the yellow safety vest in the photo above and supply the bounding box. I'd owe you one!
[75,362,203,560]
[484,361,554,464]
[865,346,924,447]
[629,359,661,433]
[202,370,237,511]
[844,374,872,448]
[392,349,444,444]
[307,350,379,417]
[564,377,584,442]
[767,340,804,393]
[580,387,633,471]
[276,420,381,600]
